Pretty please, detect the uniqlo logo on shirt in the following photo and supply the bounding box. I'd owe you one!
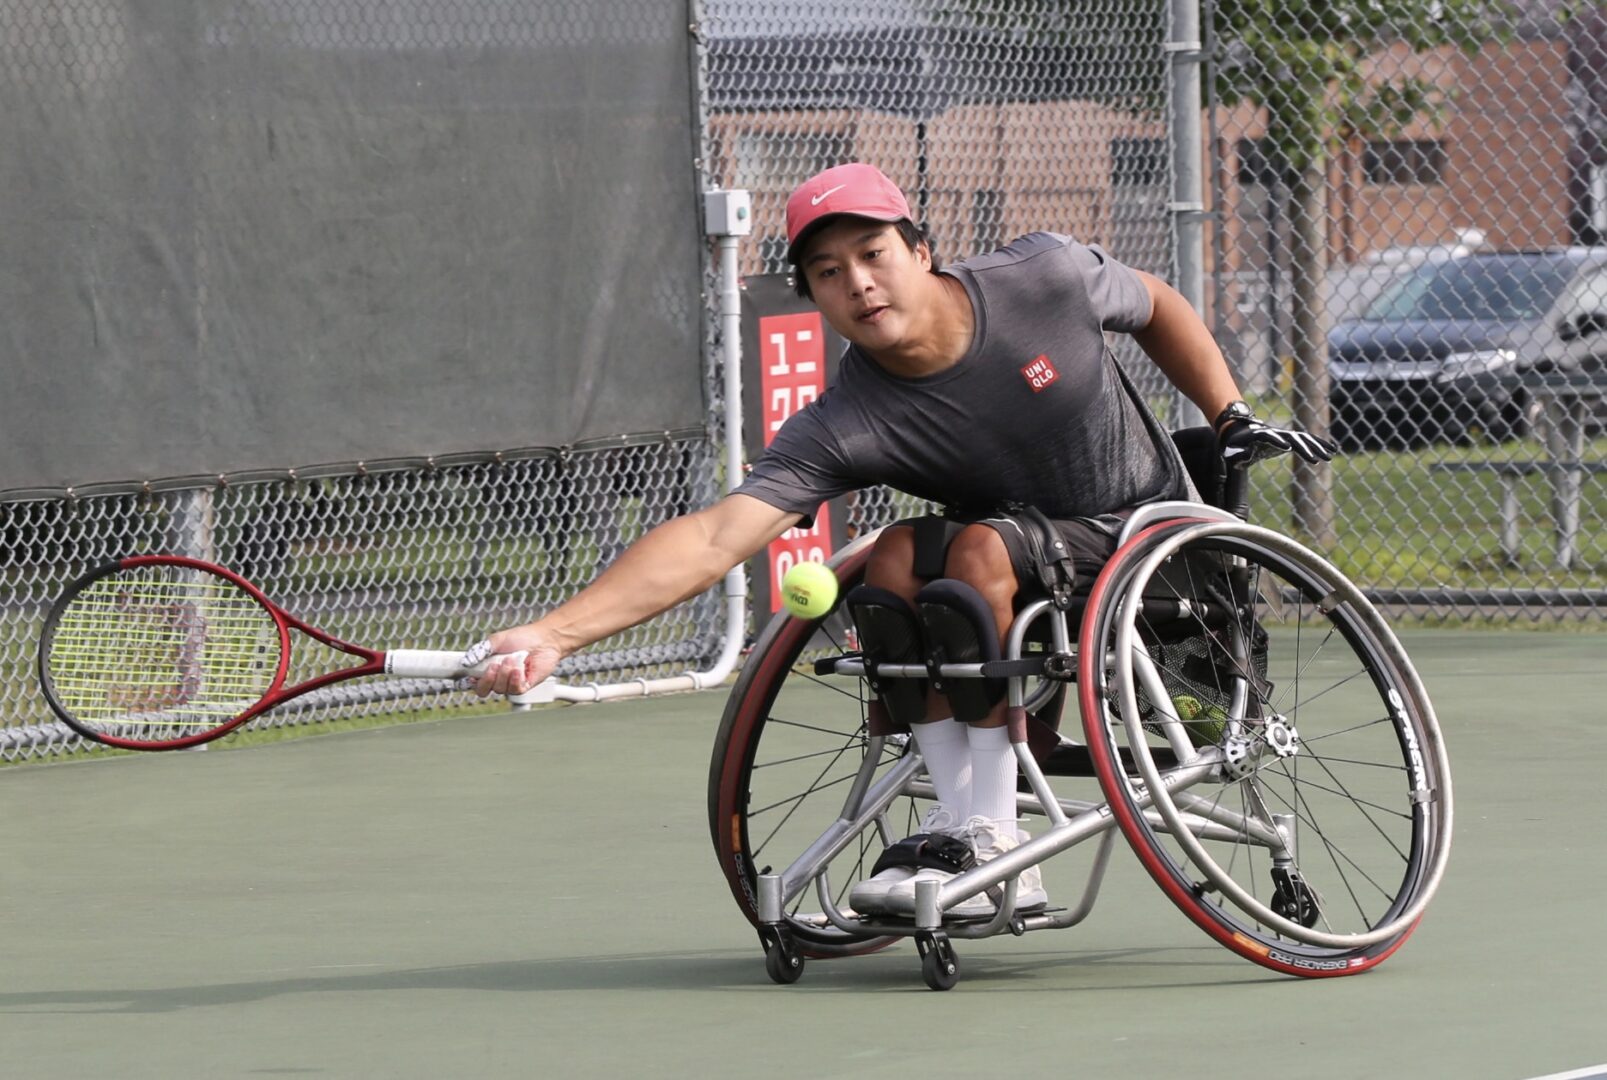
[1021,354,1059,392]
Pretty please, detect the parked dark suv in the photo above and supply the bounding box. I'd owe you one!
[1328,249,1607,449]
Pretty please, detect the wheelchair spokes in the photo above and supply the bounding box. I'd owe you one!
[709,548,930,957]
[712,518,1452,987]
[1086,521,1451,971]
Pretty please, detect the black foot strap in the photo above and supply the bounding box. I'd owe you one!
[869,832,977,877]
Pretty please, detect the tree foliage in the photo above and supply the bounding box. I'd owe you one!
[1212,0,1513,170]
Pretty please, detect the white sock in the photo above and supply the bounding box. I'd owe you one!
[911,717,970,823]
[966,724,1020,832]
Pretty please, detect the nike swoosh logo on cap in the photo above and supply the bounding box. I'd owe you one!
[810,184,847,206]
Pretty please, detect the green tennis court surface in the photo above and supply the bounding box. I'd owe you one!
[4,630,1603,1079]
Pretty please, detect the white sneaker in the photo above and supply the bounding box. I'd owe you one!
[848,805,964,915]
[965,816,1049,913]
[883,815,1049,919]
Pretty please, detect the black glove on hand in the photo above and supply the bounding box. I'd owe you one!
[1216,404,1338,466]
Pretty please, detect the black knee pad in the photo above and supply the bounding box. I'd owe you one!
[915,579,1005,725]
[844,584,927,729]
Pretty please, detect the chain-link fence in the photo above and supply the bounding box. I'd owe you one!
[698,0,1182,529]
[1,436,722,761]
[5,0,1605,760]
[699,0,1607,616]
[1203,0,1607,615]
[1,0,713,760]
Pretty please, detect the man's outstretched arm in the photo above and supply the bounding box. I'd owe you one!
[469,493,802,695]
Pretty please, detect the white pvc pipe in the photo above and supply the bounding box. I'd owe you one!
[706,231,751,683]
[518,229,750,708]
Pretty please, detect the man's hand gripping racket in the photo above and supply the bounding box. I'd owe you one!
[38,555,552,751]
[460,631,562,700]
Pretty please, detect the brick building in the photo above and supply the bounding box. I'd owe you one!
[706,24,1590,276]
[704,14,1598,386]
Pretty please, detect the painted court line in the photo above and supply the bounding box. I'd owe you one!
[1520,1066,1607,1080]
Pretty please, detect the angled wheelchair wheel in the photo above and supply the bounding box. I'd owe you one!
[1080,519,1453,977]
[708,537,921,958]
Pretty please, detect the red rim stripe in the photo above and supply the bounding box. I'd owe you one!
[1076,520,1409,977]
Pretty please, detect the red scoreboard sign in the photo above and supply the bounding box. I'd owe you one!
[758,311,834,612]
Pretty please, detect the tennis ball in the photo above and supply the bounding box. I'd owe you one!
[781,561,839,620]
[1189,704,1230,745]
[1170,694,1203,722]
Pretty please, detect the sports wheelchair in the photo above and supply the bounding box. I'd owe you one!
[707,429,1452,990]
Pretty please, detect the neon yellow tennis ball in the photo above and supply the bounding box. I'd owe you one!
[1171,694,1203,722]
[1190,704,1230,745]
[781,561,839,620]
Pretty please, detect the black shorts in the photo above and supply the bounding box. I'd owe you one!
[890,509,1131,603]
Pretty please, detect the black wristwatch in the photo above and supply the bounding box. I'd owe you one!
[1213,400,1255,435]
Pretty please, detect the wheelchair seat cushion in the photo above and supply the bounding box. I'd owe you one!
[890,510,1123,606]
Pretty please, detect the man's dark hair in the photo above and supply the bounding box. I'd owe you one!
[791,219,939,300]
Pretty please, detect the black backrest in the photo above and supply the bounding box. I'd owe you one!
[1172,425,1249,517]
[1171,426,1224,508]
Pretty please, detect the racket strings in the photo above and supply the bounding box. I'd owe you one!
[48,567,283,733]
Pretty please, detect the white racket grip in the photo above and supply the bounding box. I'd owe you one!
[385,648,529,680]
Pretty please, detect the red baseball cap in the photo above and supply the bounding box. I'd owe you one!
[785,163,913,264]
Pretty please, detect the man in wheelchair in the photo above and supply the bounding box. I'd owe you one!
[468,161,1334,918]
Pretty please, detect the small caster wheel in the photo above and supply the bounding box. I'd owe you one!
[764,942,804,984]
[921,946,959,991]
[1271,867,1320,929]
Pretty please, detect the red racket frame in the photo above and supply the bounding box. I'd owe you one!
[39,554,392,751]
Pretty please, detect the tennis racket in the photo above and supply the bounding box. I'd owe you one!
[37,554,521,751]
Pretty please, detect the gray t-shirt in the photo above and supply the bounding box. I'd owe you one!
[737,232,1190,524]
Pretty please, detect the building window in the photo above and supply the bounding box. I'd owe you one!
[1111,137,1168,188]
[1363,140,1445,186]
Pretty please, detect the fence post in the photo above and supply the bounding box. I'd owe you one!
[1168,0,1207,428]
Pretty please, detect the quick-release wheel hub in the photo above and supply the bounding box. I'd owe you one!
[1220,734,1257,780]
[1264,717,1299,759]
[1221,716,1298,780]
